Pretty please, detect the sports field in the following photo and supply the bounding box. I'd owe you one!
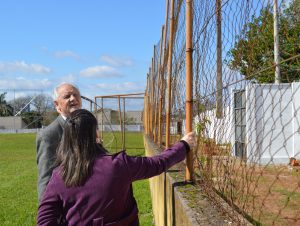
[0,132,153,225]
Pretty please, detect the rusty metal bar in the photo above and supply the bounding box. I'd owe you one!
[147,73,151,135]
[96,96,144,99]
[144,76,148,135]
[185,0,194,182]
[94,92,144,98]
[101,98,104,141]
[158,0,170,147]
[94,96,97,113]
[155,32,164,144]
[158,25,165,146]
[150,62,154,138]
[122,97,126,150]
[166,0,175,148]
[153,46,158,142]
[118,96,124,149]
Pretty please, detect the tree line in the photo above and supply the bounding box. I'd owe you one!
[0,92,57,128]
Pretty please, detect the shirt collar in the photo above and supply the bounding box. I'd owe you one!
[61,115,68,121]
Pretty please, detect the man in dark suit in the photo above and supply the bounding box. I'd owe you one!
[36,82,82,202]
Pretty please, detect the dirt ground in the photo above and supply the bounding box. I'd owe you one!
[197,155,300,226]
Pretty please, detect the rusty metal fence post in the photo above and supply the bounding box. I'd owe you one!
[166,0,175,148]
[185,0,194,182]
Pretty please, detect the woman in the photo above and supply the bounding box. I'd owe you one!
[37,109,196,226]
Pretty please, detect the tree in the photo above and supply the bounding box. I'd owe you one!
[227,0,300,83]
[10,94,55,115]
[27,94,55,127]
[8,93,55,128]
[22,111,42,128]
[32,94,54,113]
[0,92,13,116]
[8,96,32,114]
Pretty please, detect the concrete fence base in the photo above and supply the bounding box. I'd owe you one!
[144,135,251,226]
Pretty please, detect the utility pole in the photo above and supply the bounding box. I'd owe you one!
[274,0,281,83]
[216,0,223,118]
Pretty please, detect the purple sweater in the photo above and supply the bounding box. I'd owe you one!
[37,141,188,226]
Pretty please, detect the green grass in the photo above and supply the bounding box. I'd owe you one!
[101,131,146,153]
[0,132,153,225]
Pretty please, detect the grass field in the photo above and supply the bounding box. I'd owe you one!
[0,132,153,226]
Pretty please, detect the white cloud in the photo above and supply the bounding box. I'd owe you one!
[0,77,52,90]
[95,82,145,93]
[0,61,51,74]
[100,55,134,67]
[80,65,122,78]
[58,73,78,84]
[53,50,81,61]
[0,77,53,102]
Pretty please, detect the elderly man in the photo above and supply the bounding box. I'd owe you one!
[36,82,82,202]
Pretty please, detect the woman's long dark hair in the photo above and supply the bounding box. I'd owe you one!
[56,109,106,187]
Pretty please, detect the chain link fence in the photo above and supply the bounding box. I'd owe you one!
[0,89,145,155]
[144,0,300,224]
[94,93,144,153]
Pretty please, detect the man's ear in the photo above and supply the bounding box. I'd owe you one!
[54,101,58,109]
[54,101,61,113]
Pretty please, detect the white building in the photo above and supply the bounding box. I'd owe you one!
[196,82,300,165]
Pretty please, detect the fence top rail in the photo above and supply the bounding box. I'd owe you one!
[96,96,145,99]
[94,92,145,98]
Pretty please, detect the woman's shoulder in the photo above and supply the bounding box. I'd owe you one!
[50,167,68,185]
[51,167,63,180]
[94,150,129,166]
[96,150,127,158]
[43,167,65,195]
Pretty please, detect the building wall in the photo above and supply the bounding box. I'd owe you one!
[95,109,143,132]
[125,111,143,124]
[292,83,300,159]
[195,82,300,165]
[194,106,232,145]
[95,109,112,125]
[0,117,26,129]
[246,82,299,164]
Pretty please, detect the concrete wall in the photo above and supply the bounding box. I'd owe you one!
[98,124,143,132]
[0,116,26,129]
[144,135,250,226]
[0,128,41,134]
[144,135,200,226]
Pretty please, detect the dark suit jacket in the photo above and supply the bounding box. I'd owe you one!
[37,141,188,226]
[36,115,66,202]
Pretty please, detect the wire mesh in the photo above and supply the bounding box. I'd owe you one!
[94,94,144,153]
[145,0,300,224]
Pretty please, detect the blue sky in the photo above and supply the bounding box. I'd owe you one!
[0,0,165,101]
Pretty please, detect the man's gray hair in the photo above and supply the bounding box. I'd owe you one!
[53,82,80,101]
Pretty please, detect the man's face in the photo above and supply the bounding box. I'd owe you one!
[54,84,82,117]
